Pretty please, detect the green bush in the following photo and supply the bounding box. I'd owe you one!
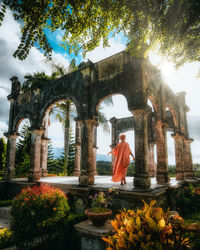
[176,183,200,217]
[0,200,12,207]
[10,184,70,242]
[0,228,14,249]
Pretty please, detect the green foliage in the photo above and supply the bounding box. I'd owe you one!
[176,183,200,217]
[97,161,135,176]
[15,123,31,177]
[10,184,70,243]
[103,200,200,250]
[0,199,12,207]
[0,228,14,249]
[47,139,56,172]
[2,1,200,66]
[0,137,6,174]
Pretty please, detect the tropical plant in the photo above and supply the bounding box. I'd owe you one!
[0,137,6,174]
[103,200,200,249]
[176,183,200,217]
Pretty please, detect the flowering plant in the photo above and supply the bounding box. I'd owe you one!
[10,184,70,240]
[88,188,118,212]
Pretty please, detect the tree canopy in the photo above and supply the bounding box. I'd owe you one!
[0,0,199,66]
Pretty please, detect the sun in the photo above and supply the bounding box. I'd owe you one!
[159,60,176,80]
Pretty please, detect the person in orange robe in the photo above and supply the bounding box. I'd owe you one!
[108,134,135,185]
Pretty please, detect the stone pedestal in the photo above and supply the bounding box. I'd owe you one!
[79,118,97,185]
[75,220,112,250]
[172,133,185,180]
[29,129,43,181]
[183,139,194,179]
[131,108,151,189]
[4,132,19,179]
[155,120,170,184]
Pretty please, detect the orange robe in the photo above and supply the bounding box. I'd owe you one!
[111,142,132,182]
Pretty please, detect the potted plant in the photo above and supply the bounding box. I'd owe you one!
[85,188,118,226]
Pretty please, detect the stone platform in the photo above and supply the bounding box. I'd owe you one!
[0,176,188,213]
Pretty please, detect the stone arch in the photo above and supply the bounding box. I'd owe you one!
[13,114,33,133]
[166,106,178,132]
[38,94,80,129]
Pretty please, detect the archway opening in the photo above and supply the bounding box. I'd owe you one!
[96,94,135,179]
[15,118,31,178]
[43,99,77,177]
[166,107,176,177]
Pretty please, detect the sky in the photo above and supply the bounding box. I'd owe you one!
[0,9,200,165]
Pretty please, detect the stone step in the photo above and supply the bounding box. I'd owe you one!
[0,217,10,229]
[0,206,11,220]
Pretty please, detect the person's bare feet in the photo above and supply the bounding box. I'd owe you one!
[121,181,124,185]
[124,181,127,184]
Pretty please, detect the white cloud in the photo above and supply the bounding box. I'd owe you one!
[0,121,8,137]
[0,88,8,99]
[0,9,70,137]
[48,121,64,148]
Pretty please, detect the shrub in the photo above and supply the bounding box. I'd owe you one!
[0,228,14,249]
[10,184,70,242]
[176,183,200,217]
[0,200,12,207]
[103,200,200,250]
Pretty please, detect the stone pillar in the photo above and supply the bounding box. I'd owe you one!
[183,139,194,179]
[93,125,98,175]
[79,118,97,185]
[28,129,43,181]
[4,132,19,179]
[40,137,49,177]
[148,143,156,177]
[74,120,81,176]
[109,117,117,174]
[172,133,185,180]
[155,120,170,184]
[40,113,49,177]
[131,108,151,189]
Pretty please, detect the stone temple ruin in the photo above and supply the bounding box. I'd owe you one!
[4,51,194,189]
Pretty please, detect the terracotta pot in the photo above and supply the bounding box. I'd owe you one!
[85,208,112,226]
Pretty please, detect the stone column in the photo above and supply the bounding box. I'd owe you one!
[4,132,19,179]
[40,113,49,177]
[79,118,97,185]
[74,120,81,176]
[28,129,43,181]
[109,117,117,174]
[93,126,98,176]
[148,143,156,177]
[183,139,194,179]
[40,137,49,177]
[155,120,170,184]
[172,133,185,180]
[131,108,151,189]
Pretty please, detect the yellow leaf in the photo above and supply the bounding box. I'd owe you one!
[150,200,156,207]
[157,218,165,231]
[118,237,126,248]
[146,216,157,231]
[136,215,141,228]
[102,236,114,246]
